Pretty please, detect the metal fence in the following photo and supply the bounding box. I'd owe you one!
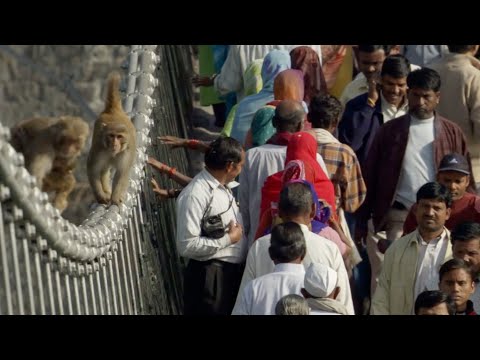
[0,45,193,315]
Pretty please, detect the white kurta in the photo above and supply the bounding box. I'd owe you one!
[235,223,355,314]
[232,263,305,315]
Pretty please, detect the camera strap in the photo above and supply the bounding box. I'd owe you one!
[201,184,233,222]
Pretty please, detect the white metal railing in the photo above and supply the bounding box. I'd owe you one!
[0,45,160,315]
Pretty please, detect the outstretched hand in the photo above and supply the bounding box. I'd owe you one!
[157,135,187,149]
[147,156,168,173]
[150,178,170,200]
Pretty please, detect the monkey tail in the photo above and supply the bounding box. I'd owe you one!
[104,72,123,114]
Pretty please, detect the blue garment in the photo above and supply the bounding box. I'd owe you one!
[230,50,291,144]
[338,93,383,167]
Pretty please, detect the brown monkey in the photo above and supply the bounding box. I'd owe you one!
[42,157,77,211]
[10,116,89,199]
[87,72,136,206]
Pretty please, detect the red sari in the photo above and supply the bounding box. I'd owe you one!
[257,132,336,238]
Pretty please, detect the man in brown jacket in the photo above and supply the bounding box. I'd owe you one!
[356,68,476,298]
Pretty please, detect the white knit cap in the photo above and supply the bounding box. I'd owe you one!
[304,262,337,298]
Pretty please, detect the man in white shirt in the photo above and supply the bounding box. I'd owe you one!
[232,222,307,315]
[176,136,247,315]
[235,181,354,314]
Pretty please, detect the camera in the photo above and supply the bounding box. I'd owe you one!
[201,214,226,239]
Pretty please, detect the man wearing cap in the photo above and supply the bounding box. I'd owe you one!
[403,153,480,235]
[357,68,476,299]
[301,262,349,315]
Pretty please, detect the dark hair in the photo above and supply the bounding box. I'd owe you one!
[407,68,441,92]
[358,45,393,55]
[268,222,307,263]
[273,100,305,133]
[451,221,480,246]
[447,45,476,54]
[279,182,313,217]
[204,136,243,170]
[381,54,411,79]
[414,290,455,315]
[308,94,343,129]
[439,258,475,282]
[416,182,452,208]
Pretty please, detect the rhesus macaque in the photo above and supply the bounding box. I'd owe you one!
[10,116,89,211]
[42,157,76,211]
[87,72,136,206]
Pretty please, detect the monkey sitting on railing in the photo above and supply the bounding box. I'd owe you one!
[10,115,89,212]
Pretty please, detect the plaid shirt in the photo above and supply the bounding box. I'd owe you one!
[317,143,366,213]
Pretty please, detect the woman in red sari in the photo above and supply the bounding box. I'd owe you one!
[256,131,336,240]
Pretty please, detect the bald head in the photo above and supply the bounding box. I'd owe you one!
[272,100,305,133]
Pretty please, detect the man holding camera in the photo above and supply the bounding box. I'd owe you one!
[175,136,247,315]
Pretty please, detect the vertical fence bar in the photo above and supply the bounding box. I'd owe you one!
[33,251,46,315]
[118,238,133,314]
[64,274,73,315]
[128,214,142,313]
[101,264,112,315]
[22,237,35,314]
[112,250,124,315]
[95,268,105,315]
[80,275,89,315]
[54,270,64,315]
[72,276,82,315]
[45,260,56,315]
[8,220,24,314]
[0,203,13,314]
[107,258,119,315]
[88,272,97,315]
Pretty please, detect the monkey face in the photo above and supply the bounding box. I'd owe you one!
[56,136,85,159]
[104,132,127,155]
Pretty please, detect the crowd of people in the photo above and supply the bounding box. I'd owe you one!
[151,45,480,315]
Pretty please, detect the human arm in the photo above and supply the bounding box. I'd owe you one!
[157,135,211,153]
[370,246,393,315]
[147,157,192,187]
[175,192,243,259]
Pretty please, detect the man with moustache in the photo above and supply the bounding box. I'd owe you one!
[357,68,475,298]
[371,182,453,315]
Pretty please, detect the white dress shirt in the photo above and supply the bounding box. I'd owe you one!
[414,230,449,301]
[232,263,305,315]
[234,223,354,314]
[175,169,247,263]
[239,144,328,248]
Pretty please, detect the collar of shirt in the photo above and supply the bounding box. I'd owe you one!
[273,263,306,274]
[380,92,408,115]
[415,229,447,246]
[202,169,232,193]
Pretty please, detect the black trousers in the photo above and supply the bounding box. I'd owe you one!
[183,259,243,316]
